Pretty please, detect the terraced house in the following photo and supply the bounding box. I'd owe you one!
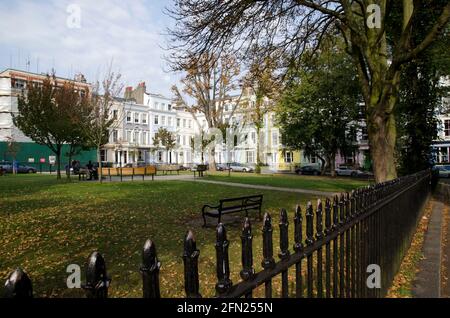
[0,69,369,172]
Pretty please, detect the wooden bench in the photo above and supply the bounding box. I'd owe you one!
[157,164,182,175]
[192,164,208,178]
[202,195,263,227]
[101,166,156,181]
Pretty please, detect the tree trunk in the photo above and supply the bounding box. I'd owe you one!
[209,147,217,172]
[330,154,336,178]
[368,110,398,183]
[255,127,261,174]
[56,146,62,180]
[67,154,72,180]
[97,147,103,183]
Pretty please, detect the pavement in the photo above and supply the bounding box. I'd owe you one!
[187,179,336,197]
[98,173,336,197]
[412,200,444,298]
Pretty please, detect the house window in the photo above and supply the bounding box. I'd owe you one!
[112,110,118,120]
[246,151,255,164]
[177,118,181,127]
[126,111,132,123]
[134,131,139,143]
[154,115,159,125]
[177,135,181,144]
[309,156,317,164]
[112,130,118,143]
[142,114,148,124]
[251,132,256,144]
[188,120,192,129]
[183,135,186,146]
[100,150,107,162]
[361,127,368,141]
[134,113,139,123]
[126,130,132,142]
[272,132,278,147]
[162,103,166,110]
[168,117,172,127]
[154,102,158,109]
[158,151,163,162]
[168,104,172,111]
[162,116,166,126]
[445,120,450,137]
[142,132,148,145]
[284,152,293,163]
[13,79,26,89]
[183,119,187,128]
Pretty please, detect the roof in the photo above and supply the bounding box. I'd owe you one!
[0,68,91,86]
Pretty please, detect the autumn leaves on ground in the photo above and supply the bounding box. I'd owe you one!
[1,174,367,297]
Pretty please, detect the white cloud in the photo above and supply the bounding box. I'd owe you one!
[0,0,176,96]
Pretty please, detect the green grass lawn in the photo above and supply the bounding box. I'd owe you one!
[0,173,367,298]
[205,171,371,193]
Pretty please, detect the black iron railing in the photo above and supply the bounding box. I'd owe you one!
[3,170,431,298]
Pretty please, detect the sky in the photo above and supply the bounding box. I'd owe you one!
[0,0,179,96]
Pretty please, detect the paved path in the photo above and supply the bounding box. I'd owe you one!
[98,174,335,196]
[185,179,336,197]
[413,200,444,298]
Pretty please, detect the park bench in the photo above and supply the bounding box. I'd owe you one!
[157,164,183,175]
[100,166,156,181]
[192,164,208,178]
[77,168,89,181]
[202,194,263,227]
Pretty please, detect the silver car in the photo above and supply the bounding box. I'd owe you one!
[335,166,364,177]
[228,163,254,172]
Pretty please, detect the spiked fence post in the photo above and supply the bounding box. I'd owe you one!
[279,209,290,298]
[83,252,110,298]
[215,223,232,296]
[316,199,324,298]
[4,268,33,298]
[339,194,345,298]
[141,240,161,298]
[294,205,304,298]
[183,230,201,298]
[240,218,255,298]
[306,201,315,297]
[262,213,275,297]
[332,196,339,298]
[324,198,332,298]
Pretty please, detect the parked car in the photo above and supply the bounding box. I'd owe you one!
[335,166,364,177]
[295,165,321,176]
[433,165,450,178]
[228,163,254,172]
[216,163,230,171]
[0,163,37,174]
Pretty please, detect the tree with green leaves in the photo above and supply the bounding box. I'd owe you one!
[278,38,361,176]
[167,0,450,182]
[14,76,90,179]
[395,1,450,174]
[153,127,177,163]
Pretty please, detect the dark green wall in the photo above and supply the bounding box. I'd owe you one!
[0,142,96,170]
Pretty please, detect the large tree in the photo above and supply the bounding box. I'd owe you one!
[171,53,243,171]
[14,76,90,179]
[278,38,361,176]
[167,0,450,182]
[85,68,123,181]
